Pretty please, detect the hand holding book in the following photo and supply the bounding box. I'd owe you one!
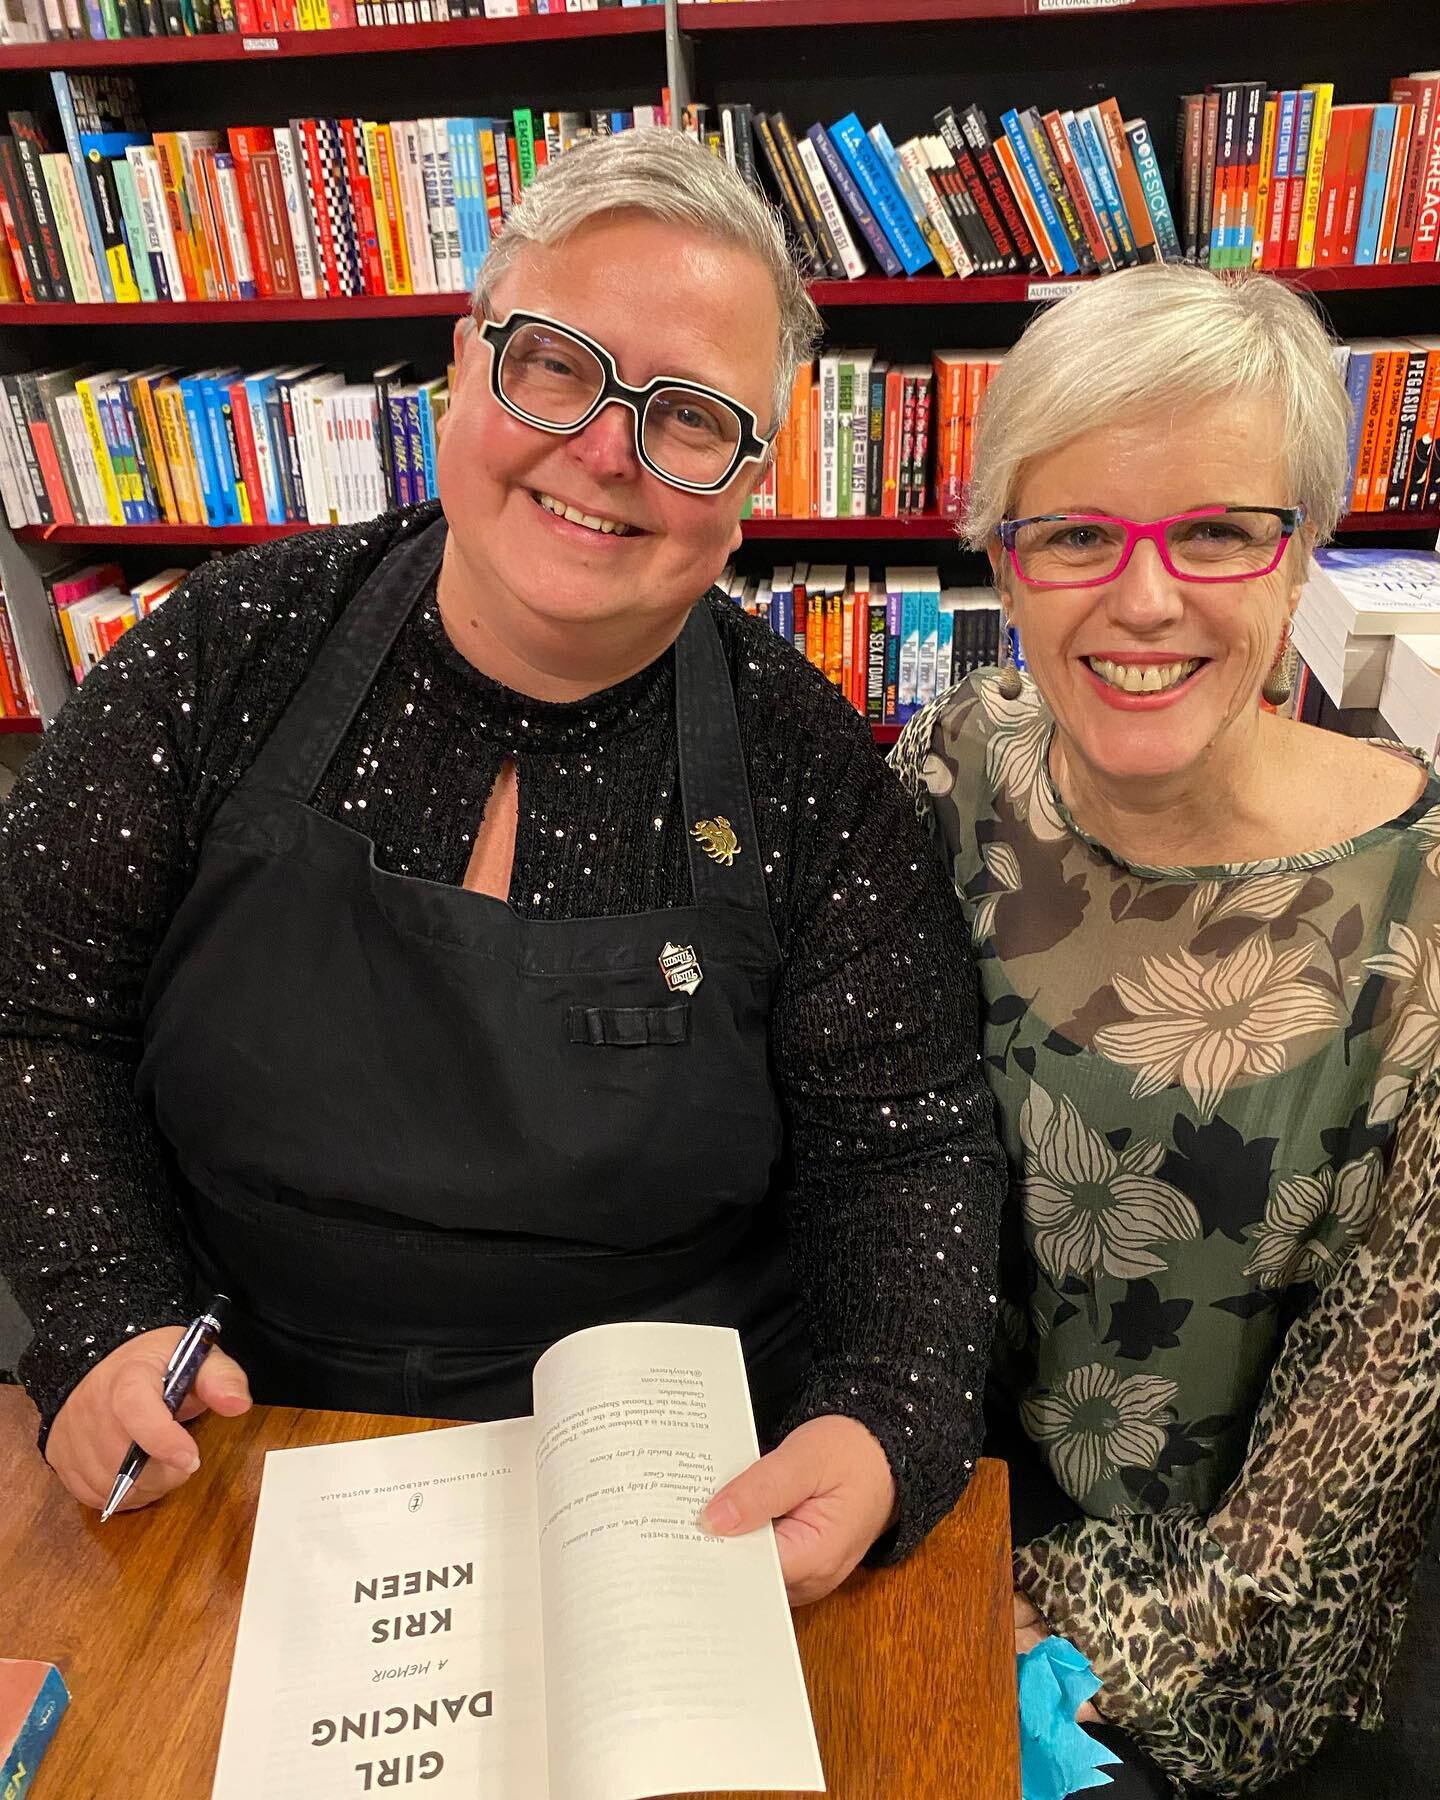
[700,1411,898,1607]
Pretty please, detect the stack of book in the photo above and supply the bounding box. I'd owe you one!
[1380,629,1440,763]
[720,562,1000,724]
[40,558,184,684]
[0,0,659,45]
[1294,547,1440,712]
[0,76,669,305]
[1176,73,1440,270]
[0,361,451,530]
[693,98,1181,284]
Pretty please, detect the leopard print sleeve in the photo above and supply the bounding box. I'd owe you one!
[1014,1067,1440,1796]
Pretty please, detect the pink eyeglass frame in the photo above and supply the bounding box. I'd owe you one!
[996,503,1307,590]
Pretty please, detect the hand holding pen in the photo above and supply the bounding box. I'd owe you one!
[43,1297,253,1517]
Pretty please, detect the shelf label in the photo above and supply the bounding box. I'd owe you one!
[1035,0,1134,10]
[1026,281,1083,301]
[241,34,280,49]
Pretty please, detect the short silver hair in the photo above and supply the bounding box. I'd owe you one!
[965,265,1352,560]
[470,128,820,434]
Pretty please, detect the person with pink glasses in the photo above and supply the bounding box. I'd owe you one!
[895,265,1440,1797]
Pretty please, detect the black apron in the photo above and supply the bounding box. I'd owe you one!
[136,518,810,1435]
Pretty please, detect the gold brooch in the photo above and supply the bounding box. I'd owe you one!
[691,815,740,866]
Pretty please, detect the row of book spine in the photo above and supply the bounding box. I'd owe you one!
[0,581,39,720]
[0,361,453,532]
[0,76,669,306]
[0,0,657,42]
[693,96,1181,283]
[719,560,1002,726]
[745,335,1440,525]
[1176,73,1440,270]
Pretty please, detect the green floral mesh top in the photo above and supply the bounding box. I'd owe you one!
[895,670,1440,1794]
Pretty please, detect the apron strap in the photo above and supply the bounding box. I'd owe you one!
[674,600,771,918]
[239,516,449,805]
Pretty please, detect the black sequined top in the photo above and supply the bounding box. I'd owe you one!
[0,502,1005,1556]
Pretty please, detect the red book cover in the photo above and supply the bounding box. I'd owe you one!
[1412,86,1440,263]
[251,150,299,299]
[338,120,386,297]
[1391,76,1440,263]
[0,599,25,717]
[24,412,74,526]
[1261,102,1290,271]
[0,185,34,303]
[880,365,903,520]
[226,126,277,300]
[506,133,522,215]
[1377,103,1414,265]
[1335,107,1374,266]
[298,118,341,296]
[199,151,242,300]
[227,375,265,524]
[235,0,260,27]
[1314,106,1359,266]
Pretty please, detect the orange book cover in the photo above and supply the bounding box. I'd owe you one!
[824,589,843,687]
[806,588,825,672]
[1366,349,1408,510]
[200,151,243,300]
[1377,103,1414,264]
[130,372,179,526]
[151,134,202,301]
[790,364,813,521]
[774,410,793,520]
[1348,352,1388,513]
[177,135,228,301]
[997,133,1059,276]
[809,381,820,517]
[880,365,904,519]
[477,126,504,239]
[1097,95,1159,260]
[964,359,989,491]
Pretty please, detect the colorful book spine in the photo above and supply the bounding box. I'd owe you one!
[828,113,932,276]
[1000,108,1077,275]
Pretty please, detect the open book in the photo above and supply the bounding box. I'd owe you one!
[212,1322,825,1799]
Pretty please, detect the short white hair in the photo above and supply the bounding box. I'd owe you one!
[965,265,1352,558]
[470,128,820,434]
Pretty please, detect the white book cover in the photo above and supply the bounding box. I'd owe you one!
[275,128,321,300]
[896,137,963,280]
[416,120,453,294]
[849,349,874,518]
[131,147,186,305]
[213,156,258,298]
[38,153,92,303]
[817,352,840,520]
[795,135,864,279]
[394,123,437,295]
[1309,549,1440,631]
[55,390,100,526]
[210,1323,822,1800]
[0,413,31,530]
[431,119,464,294]
[295,373,343,526]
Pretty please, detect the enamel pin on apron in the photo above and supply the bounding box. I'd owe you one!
[659,941,703,995]
[691,815,740,866]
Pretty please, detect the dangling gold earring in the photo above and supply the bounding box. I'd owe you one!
[997,611,1023,700]
[1262,624,1295,707]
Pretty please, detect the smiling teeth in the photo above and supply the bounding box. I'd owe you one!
[536,492,634,535]
[1089,657,1201,694]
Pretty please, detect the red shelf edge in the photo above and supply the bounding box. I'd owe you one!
[2,263,1435,327]
[15,511,1437,547]
[0,8,662,68]
[679,0,1318,27]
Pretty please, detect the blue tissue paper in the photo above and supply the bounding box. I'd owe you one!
[1017,1636,1123,1800]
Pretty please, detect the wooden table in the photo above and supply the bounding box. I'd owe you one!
[0,1389,1019,1799]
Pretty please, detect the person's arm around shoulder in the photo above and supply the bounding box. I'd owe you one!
[701,667,1007,1600]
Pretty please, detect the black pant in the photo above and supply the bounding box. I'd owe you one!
[992,1409,1175,1799]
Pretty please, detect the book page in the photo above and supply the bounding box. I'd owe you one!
[533,1322,824,1800]
[211,1419,549,1799]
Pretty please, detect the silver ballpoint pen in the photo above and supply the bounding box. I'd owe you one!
[101,1296,230,1522]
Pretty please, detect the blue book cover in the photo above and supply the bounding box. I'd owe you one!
[1342,349,1376,496]
[263,382,297,522]
[1064,114,1120,267]
[179,371,223,526]
[1273,90,1298,199]
[807,123,900,277]
[447,120,478,287]
[1077,111,1136,264]
[867,122,935,257]
[1354,106,1396,267]
[201,369,243,526]
[918,578,939,708]
[389,391,414,507]
[1286,91,1317,264]
[936,605,954,697]
[50,72,116,304]
[896,581,920,722]
[416,381,444,498]
[828,114,932,276]
[96,385,139,525]
[883,587,902,725]
[0,1663,69,1799]
[1000,109,1078,275]
[402,391,426,502]
[114,380,159,522]
[242,370,283,524]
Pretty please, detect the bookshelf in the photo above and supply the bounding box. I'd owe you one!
[1,0,1438,736]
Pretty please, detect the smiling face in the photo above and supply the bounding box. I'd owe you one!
[997,394,1306,788]
[435,212,781,670]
